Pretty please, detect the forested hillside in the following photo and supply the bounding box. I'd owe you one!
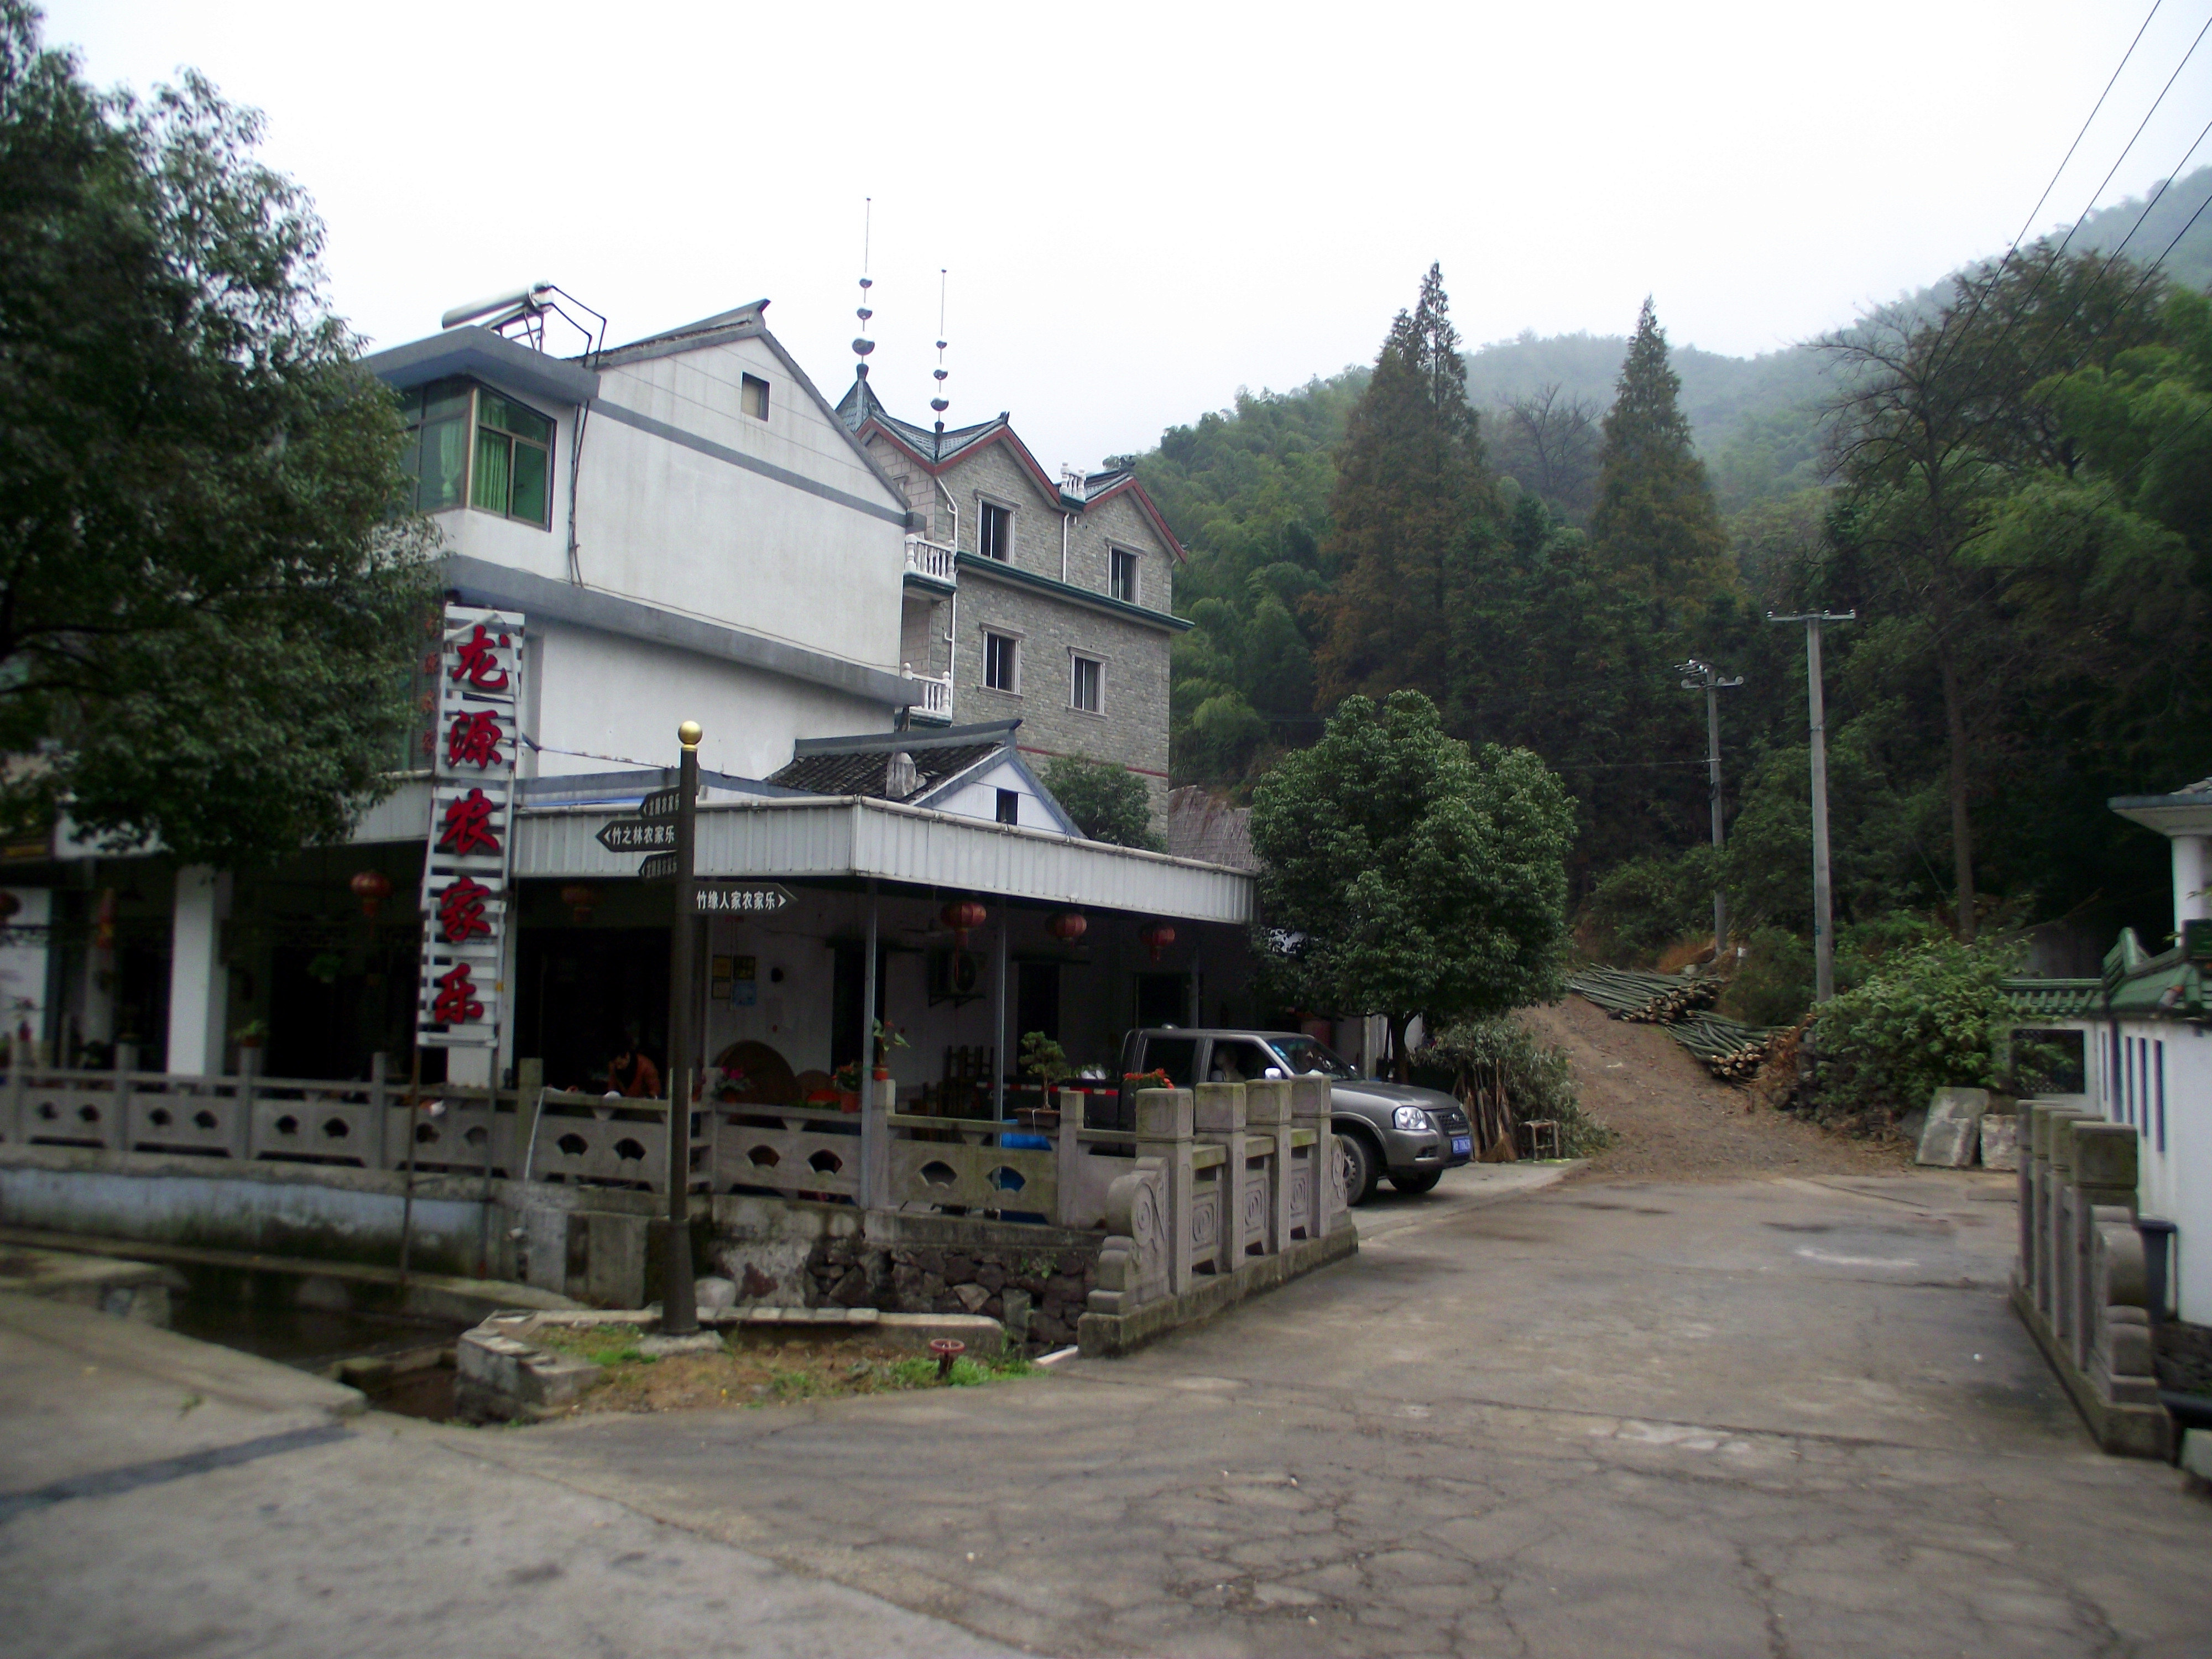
[1136,167,2212,988]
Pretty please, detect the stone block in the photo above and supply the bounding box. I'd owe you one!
[1917,1089,1987,1167]
[1193,1083,1246,1133]
[1979,1114,2021,1172]
[1133,1088,1192,1141]
[694,1275,737,1310]
[2072,1122,2139,1192]
[2182,1430,2212,1484]
[952,1282,989,1313]
[1244,1080,1292,1127]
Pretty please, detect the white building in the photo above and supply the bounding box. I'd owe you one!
[2104,779,2212,1326]
[5,291,1255,1112]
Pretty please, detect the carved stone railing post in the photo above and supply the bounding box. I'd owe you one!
[1287,1077,1338,1239]
[2068,1121,2139,1371]
[235,1047,259,1160]
[4,1058,22,1146]
[1246,1078,1292,1255]
[112,1044,136,1154]
[2047,1114,2088,1349]
[2090,1205,2159,1411]
[368,1051,391,1168]
[1053,1087,1085,1227]
[1134,1087,1194,1295]
[860,1073,894,1212]
[1194,1082,1248,1274]
[2031,1104,2088,1321]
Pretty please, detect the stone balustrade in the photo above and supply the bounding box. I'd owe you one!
[2011,1100,2170,1457]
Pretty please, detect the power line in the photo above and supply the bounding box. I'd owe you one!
[1931,0,2168,374]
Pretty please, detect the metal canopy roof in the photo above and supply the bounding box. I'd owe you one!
[514,795,1253,924]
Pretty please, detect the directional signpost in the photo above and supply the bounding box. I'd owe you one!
[596,818,677,854]
[693,882,792,915]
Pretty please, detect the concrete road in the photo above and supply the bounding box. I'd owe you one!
[5,1167,2209,1656]
[0,1291,1018,1658]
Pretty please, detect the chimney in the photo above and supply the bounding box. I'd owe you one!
[1060,464,1086,500]
[885,751,920,799]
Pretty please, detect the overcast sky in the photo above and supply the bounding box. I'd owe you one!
[40,1,2212,469]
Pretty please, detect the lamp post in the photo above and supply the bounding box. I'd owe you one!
[660,719,703,1335]
[1767,612,1855,1003]
[1677,659,1743,960]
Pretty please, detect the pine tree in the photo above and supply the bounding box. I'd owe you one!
[1312,265,1495,709]
[1589,299,1734,632]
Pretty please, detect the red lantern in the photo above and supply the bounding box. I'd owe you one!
[561,883,601,924]
[1046,910,1087,945]
[349,869,393,920]
[941,899,988,948]
[1138,921,1176,963]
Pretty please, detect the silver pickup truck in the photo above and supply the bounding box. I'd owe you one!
[1115,1027,1473,1204]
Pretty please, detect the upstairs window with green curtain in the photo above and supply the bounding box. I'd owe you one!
[472,390,554,526]
[392,379,555,528]
[394,378,472,512]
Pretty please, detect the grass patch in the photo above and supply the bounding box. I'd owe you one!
[521,1324,1037,1418]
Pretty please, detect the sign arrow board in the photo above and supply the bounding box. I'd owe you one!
[597,818,676,853]
[638,787,683,821]
[693,882,793,916]
[638,852,677,881]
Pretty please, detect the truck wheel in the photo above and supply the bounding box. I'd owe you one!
[1390,1169,1442,1196]
[1338,1132,1380,1207]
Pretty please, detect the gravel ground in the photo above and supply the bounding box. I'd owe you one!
[1522,994,1907,1181]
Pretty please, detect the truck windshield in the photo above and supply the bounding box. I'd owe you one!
[1265,1036,1357,1079]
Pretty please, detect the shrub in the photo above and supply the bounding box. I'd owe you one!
[1718,926,1813,1027]
[1418,1016,1612,1157]
[1582,850,1715,966]
[1813,937,2026,1121]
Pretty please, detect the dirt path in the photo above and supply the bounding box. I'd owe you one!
[1521,995,1906,1181]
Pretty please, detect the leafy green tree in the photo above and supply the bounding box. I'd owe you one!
[1813,936,2027,1121]
[1039,754,1163,851]
[1312,264,1496,711]
[1249,691,1575,1078]
[1589,298,1735,632]
[0,6,435,869]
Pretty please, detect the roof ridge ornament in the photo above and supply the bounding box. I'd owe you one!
[931,268,951,461]
[852,197,875,385]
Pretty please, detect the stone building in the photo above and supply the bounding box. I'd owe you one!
[837,382,1190,832]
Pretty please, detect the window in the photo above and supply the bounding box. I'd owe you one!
[740,373,770,420]
[395,378,473,512]
[1111,547,1140,604]
[984,630,1019,693]
[1207,1040,1276,1084]
[995,789,1020,826]
[1070,653,1102,714]
[472,389,555,525]
[979,500,1013,561]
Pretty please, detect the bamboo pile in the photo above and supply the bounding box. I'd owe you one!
[1566,969,1777,1082]
[1565,968,1721,1024]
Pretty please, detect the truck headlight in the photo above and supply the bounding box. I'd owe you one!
[1392,1105,1433,1133]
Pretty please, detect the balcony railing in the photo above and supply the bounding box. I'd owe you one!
[902,535,958,586]
[903,669,952,719]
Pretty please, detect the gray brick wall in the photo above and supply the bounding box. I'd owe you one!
[958,571,1171,827]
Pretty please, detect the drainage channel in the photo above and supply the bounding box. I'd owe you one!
[170,1295,470,1422]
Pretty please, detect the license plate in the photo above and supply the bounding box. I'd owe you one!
[1451,1135,1473,1158]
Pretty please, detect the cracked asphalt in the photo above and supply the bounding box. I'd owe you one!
[6,1166,2209,1656]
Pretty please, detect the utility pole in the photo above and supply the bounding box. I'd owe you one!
[1677,658,1743,961]
[1767,612,1856,1003]
[661,719,703,1335]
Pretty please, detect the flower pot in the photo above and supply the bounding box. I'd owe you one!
[838,1090,860,1114]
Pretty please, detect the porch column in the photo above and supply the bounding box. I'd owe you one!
[165,866,231,1076]
[993,912,1008,1121]
[2174,834,2209,930]
[859,880,879,1084]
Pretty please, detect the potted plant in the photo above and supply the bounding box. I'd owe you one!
[232,1018,268,1077]
[871,1018,909,1081]
[832,1058,863,1113]
[1019,1030,1070,1126]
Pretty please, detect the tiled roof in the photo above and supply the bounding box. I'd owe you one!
[1166,786,1259,872]
[837,380,1004,465]
[769,742,999,802]
[2002,978,2102,1020]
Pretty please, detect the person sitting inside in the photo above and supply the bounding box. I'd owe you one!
[607,1042,662,1100]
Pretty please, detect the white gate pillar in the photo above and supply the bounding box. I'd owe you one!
[165,866,231,1075]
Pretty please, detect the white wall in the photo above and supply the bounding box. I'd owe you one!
[580,336,905,674]
[531,621,888,783]
[2098,1016,2211,1325]
[928,755,1071,836]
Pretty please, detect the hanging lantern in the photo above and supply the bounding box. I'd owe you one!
[1138,921,1176,963]
[1046,910,1087,945]
[561,883,601,924]
[941,899,988,948]
[349,869,393,920]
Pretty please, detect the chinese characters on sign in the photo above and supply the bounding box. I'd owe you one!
[418,606,524,1050]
